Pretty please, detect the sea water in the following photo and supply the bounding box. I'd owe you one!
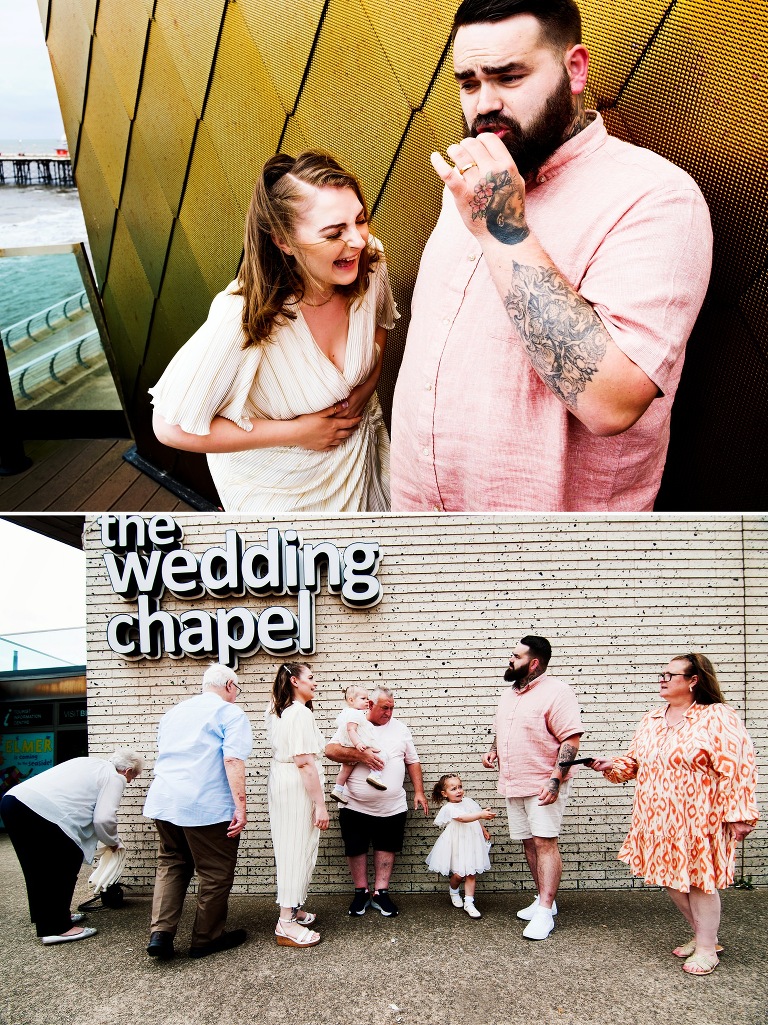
[0,138,89,330]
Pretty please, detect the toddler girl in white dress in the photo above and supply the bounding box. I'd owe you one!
[331,686,387,803]
[425,773,496,918]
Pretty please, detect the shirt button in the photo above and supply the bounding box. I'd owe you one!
[422,447,430,456]
[468,252,478,262]
[424,381,432,391]
[537,174,547,184]
[432,505,441,512]
[442,317,450,326]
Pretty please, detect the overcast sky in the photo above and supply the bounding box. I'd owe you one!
[0,0,64,140]
[0,519,85,634]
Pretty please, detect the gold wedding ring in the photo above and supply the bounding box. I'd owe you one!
[457,162,477,175]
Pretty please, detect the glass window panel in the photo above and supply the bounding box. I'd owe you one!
[0,244,122,412]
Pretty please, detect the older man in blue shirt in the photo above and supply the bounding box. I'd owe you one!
[143,663,253,960]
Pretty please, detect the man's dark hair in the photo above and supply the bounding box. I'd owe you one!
[519,634,552,667]
[452,0,582,49]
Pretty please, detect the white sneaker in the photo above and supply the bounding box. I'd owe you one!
[366,774,387,791]
[522,907,555,940]
[331,785,349,805]
[464,899,481,919]
[449,888,463,908]
[516,895,558,920]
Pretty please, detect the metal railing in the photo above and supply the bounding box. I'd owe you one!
[10,329,104,403]
[2,290,90,353]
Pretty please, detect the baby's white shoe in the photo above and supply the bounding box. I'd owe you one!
[331,784,349,804]
[449,886,463,908]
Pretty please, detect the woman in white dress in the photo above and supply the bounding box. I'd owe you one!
[150,150,398,512]
[266,661,329,947]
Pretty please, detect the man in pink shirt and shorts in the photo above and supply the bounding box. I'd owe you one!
[390,0,712,511]
[483,635,584,939]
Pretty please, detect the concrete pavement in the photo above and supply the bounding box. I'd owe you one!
[1,834,765,1025]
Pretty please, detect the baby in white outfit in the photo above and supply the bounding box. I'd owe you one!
[332,685,387,803]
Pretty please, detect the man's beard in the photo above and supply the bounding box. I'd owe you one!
[504,663,530,685]
[468,69,575,178]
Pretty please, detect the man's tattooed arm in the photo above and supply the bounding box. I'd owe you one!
[470,168,607,411]
[552,737,581,783]
[505,265,607,411]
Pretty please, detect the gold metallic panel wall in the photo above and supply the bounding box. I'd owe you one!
[43,0,767,509]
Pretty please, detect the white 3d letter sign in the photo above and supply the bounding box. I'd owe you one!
[99,515,383,667]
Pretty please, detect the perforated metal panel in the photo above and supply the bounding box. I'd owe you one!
[41,0,767,509]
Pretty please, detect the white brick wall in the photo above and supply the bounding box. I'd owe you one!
[83,513,767,895]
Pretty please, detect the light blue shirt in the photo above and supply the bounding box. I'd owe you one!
[143,691,253,827]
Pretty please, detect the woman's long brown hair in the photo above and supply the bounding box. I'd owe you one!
[236,150,380,347]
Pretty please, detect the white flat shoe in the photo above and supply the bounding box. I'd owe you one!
[42,926,97,945]
[464,901,482,919]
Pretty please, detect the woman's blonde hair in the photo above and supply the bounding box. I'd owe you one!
[236,150,380,347]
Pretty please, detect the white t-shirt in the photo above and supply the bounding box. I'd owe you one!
[332,716,419,816]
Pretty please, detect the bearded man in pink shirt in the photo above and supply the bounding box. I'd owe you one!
[483,635,584,940]
[390,0,712,511]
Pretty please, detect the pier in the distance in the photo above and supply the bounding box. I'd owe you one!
[0,152,73,186]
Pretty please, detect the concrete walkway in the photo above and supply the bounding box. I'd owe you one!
[1,834,765,1025]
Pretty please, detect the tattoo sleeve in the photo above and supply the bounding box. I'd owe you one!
[504,264,607,410]
[471,170,530,245]
[559,742,577,767]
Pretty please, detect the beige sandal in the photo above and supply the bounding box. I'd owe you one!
[673,939,723,958]
[682,951,719,975]
[274,918,320,947]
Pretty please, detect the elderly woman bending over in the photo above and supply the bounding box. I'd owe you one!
[1,748,143,945]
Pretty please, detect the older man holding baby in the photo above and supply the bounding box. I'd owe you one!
[325,686,428,917]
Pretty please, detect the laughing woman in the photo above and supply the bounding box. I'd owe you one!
[150,150,397,512]
[590,653,758,976]
[266,662,329,947]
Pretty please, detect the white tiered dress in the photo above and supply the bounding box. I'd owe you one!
[425,797,491,878]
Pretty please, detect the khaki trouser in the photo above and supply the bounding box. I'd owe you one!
[150,819,239,947]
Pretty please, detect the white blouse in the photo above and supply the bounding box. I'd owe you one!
[149,241,399,512]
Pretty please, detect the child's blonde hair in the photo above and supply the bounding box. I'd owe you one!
[344,684,368,704]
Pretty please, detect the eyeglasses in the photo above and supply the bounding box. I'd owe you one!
[228,680,242,696]
[658,672,693,683]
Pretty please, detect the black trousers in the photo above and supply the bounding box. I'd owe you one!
[1,794,84,936]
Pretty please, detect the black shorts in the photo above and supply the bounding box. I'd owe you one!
[338,808,408,857]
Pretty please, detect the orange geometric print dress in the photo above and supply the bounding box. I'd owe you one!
[605,703,758,894]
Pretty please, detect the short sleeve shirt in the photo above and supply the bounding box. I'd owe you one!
[493,674,583,797]
[390,113,713,512]
[143,692,253,826]
[338,716,419,816]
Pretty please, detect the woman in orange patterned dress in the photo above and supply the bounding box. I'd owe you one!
[590,653,758,977]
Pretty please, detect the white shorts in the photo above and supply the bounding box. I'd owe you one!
[505,780,571,840]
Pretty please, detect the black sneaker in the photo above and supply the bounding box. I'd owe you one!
[348,889,370,916]
[370,890,398,917]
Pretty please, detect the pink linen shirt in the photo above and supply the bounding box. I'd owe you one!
[390,113,713,512]
[493,674,584,798]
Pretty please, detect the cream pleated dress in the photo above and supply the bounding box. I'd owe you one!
[265,701,325,909]
[149,241,398,512]
[425,798,491,878]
